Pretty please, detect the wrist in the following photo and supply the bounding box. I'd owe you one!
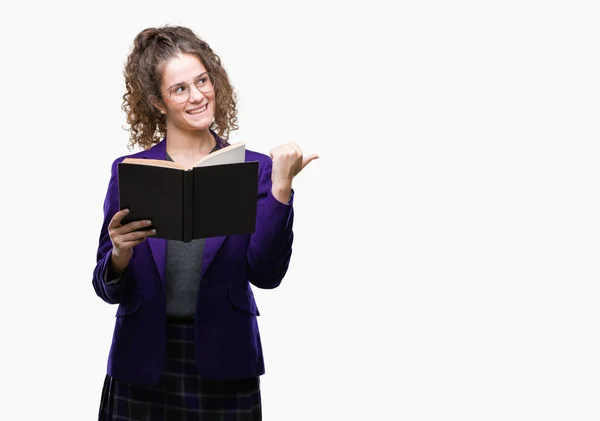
[111,248,130,275]
[271,182,292,204]
[272,177,293,188]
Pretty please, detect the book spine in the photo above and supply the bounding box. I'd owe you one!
[182,170,194,242]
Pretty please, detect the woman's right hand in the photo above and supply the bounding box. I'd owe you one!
[108,209,156,274]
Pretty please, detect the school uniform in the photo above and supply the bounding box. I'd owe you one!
[94,131,294,420]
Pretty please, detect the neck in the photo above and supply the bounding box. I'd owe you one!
[165,125,217,158]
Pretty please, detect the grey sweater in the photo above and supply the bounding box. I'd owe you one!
[164,233,205,319]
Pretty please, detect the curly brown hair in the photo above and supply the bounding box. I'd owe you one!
[121,25,239,150]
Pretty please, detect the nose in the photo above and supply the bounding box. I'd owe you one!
[188,82,206,103]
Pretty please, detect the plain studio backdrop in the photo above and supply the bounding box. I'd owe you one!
[1,1,599,420]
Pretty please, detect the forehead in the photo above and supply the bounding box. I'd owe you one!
[162,53,207,86]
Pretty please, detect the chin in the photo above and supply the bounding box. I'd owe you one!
[192,121,213,131]
[185,115,213,129]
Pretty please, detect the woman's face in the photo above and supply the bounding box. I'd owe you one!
[155,53,216,132]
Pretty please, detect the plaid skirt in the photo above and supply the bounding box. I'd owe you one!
[98,321,262,421]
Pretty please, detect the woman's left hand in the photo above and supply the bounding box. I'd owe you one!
[270,142,318,203]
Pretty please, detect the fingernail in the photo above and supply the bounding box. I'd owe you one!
[151,229,157,234]
[146,220,152,225]
[124,209,130,213]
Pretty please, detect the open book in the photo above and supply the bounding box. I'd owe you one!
[121,141,247,170]
[118,142,259,242]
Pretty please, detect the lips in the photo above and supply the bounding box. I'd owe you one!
[187,103,208,115]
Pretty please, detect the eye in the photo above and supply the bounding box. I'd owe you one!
[172,85,187,95]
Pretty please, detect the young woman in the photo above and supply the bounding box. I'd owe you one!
[93,25,317,420]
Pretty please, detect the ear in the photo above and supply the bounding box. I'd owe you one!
[150,96,167,115]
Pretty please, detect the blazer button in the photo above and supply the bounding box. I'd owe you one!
[202,277,210,286]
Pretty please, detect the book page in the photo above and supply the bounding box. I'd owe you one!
[120,142,245,169]
[195,142,245,167]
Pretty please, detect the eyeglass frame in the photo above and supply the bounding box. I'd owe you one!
[162,72,216,103]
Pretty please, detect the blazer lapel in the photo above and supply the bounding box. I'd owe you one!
[199,130,230,278]
[147,237,167,289]
[137,139,168,289]
[202,235,227,278]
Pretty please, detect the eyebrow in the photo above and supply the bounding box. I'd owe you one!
[168,72,208,89]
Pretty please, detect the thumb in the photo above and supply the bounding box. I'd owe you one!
[301,154,319,171]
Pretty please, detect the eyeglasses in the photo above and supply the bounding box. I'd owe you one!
[165,72,215,104]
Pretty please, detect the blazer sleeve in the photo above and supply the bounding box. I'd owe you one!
[92,157,134,304]
[246,156,295,289]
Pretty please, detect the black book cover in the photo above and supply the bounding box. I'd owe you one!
[118,161,259,242]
